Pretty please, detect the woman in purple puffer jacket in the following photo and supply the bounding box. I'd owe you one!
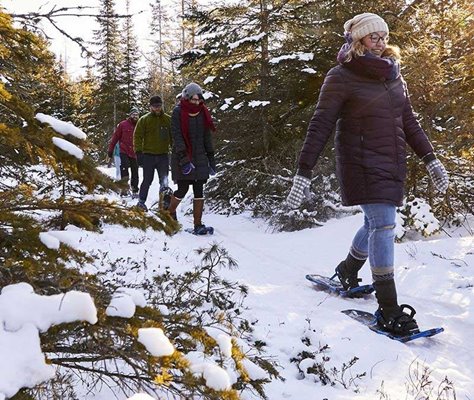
[287,13,449,336]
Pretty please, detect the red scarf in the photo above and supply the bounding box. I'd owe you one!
[180,98,216,160]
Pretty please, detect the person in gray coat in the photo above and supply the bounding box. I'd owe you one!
[167,83,216,234]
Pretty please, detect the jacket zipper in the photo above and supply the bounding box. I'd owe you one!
[360,134,368,199]
[383,81,399,176]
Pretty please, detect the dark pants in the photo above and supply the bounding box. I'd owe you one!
[174,179,206,199]
[119,153,139,192]
[139,153,169,202]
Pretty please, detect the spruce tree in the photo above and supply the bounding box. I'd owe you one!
[141,0,183,110]
[92,0,125,161]
[120,0,141,112]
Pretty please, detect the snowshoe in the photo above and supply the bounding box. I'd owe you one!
[306,274,374,297]
[342,309,443,342]
[185,224,214,235]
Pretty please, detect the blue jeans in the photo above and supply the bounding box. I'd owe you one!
[139,153,169,202]
[351,203,396,281]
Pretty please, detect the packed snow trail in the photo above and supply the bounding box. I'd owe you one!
[86,168,473,399]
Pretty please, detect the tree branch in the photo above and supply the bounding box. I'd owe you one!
[9,6,144,59]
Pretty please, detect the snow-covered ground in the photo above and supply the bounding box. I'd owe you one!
[2,167,473,399]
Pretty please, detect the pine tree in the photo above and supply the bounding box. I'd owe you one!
[71,62,100,141]
[92,0,125,161]
[141,0,183,111]
[179,0,341,222]
[396,0,474,221]
[120,0,141,112]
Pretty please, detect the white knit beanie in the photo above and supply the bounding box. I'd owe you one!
[344,13,389,42]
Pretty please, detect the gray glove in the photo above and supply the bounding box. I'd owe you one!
[426,159,449,193]
[286,175,311,209]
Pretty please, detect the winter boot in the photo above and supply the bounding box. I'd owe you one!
[335,253,366,291]
[166,195,181,221]
[193,198,208,234]
[373,279,419,335]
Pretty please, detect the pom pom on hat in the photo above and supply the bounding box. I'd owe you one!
[181,82,203,100]
[343,13,389,42]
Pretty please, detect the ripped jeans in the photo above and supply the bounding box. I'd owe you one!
[350,203,396,282]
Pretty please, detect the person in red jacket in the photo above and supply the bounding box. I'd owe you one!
[286,13,449,336]
[108,108,140,197]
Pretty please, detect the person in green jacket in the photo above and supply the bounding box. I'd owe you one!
[134,95,172,211]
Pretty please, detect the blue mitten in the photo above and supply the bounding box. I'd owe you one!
[426,159,449,193]
[182,162,195,175]
[286,175,311,209]
[208,154,217,176]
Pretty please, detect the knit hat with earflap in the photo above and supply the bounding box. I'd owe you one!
[181,82,203,100]
[344,13,389,42]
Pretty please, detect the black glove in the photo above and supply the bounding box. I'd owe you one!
[208,153,217,176]
[107,150,113,158]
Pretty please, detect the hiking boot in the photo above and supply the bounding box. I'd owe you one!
[136,201,148,211]
[375,304,420,335]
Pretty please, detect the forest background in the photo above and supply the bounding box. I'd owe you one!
[3,0,473,229]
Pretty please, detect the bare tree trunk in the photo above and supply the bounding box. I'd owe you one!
[158,0,164,98]
[259,0,270,161]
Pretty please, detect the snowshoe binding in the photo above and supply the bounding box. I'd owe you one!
[375,304,420,336]
[332,261,367,298]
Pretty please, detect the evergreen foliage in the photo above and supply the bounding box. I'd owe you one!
[120,0,141,112]
[180,0,473,233]
[398,0,474,229]
[140,0,184,112]
[92,0,125,160]
[20,244,279,400]
[2,10,277,399]
[0,8,176,278]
